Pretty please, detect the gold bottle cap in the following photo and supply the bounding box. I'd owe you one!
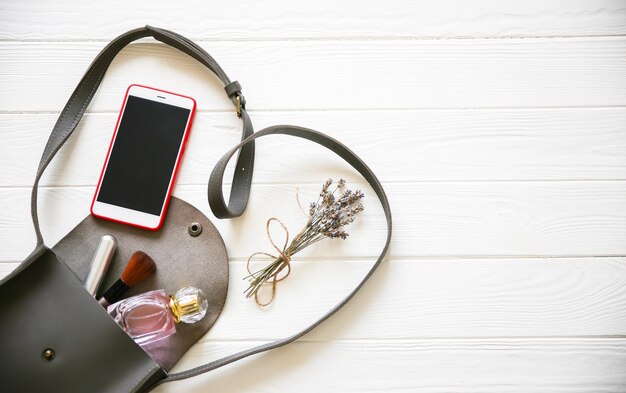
[168,286,208,324]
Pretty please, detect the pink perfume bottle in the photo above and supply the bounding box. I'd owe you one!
[107,286,207,345]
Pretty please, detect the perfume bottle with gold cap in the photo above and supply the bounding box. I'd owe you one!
[107,286,207,345]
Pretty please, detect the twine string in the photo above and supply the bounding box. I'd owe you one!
[295,188,309,219]
[246,217,293,306]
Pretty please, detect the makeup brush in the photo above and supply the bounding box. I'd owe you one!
[98,251,157,308]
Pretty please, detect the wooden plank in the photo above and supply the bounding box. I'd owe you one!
[158,339,626,392]
[2,258,624,339]
[2,108,626,187]
[3,4,625,392]
[212,257,626,340]
[2,181,625,261]
[0,251,626,386]
[1,1,625,40]
[2,38,626,112]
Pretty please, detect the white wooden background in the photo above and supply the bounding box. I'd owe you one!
[1,1,626,391]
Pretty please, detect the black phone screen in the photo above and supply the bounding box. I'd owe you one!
[96,95,191,215]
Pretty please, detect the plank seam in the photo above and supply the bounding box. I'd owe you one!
[2,33,626,43]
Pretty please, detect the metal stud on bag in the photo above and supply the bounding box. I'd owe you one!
[42,348,55,362]
[188,222,202,236]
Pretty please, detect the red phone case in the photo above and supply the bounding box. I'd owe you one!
[90,84,197,230]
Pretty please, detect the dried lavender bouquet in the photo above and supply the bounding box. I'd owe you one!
[244,179,364,306]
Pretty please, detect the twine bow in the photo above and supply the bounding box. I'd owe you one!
[246,218,294,306]
[244,179,364,306]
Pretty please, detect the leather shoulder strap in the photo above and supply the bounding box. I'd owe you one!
[28,27,392,388]
[30,25,255,246]
[160,125,392,384]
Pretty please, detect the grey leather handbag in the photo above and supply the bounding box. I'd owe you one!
[0,26,392,393]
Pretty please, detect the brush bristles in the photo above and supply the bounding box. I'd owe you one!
[121,251,157,287]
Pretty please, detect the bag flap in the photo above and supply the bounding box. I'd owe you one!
[52,196,229,371]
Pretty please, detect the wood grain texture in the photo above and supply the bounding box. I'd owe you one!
[211,258,626,340]
[1,256,626,341]
[2,38,626,112]
[2,257,626,340]
[2,108,626,187]
[2,182,625,261]
[1,0,625,40]
[154,339,626,392]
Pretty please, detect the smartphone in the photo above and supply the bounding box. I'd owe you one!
[91,84,196,230]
